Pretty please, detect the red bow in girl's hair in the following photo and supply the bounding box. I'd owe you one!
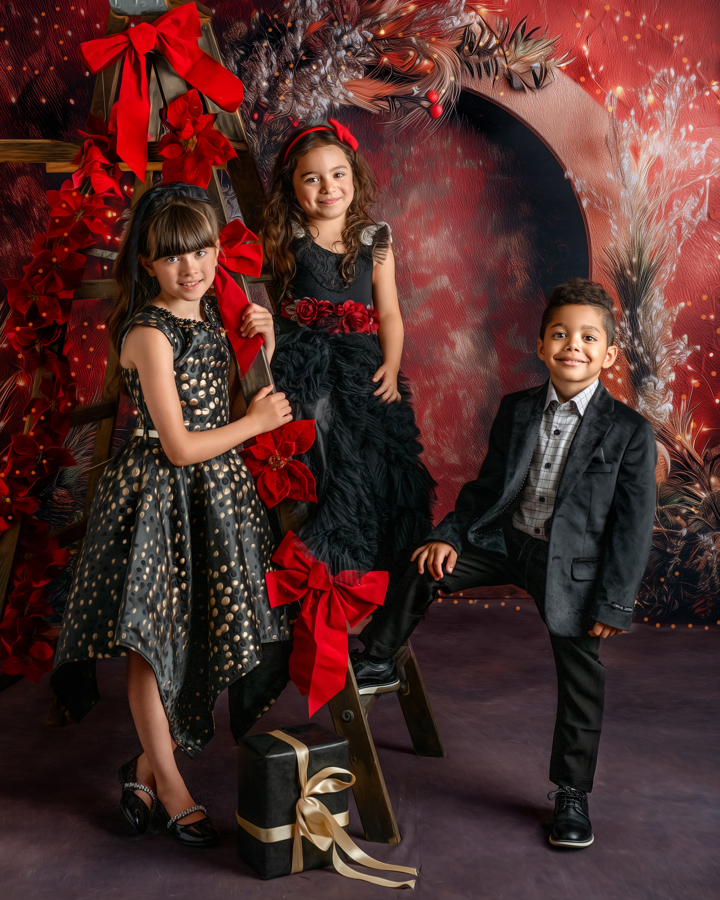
[283,119,359,163]
[266,532,389,716]
[80,4,243,180]
[327,118,359,152]
[213,220,264,377]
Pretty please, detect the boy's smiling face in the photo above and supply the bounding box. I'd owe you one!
[537,303,618,402]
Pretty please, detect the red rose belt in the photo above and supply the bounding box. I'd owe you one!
[282,297,379,335]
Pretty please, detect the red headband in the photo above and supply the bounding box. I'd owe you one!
[283,117,359,164]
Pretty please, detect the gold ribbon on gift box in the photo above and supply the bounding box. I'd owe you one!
[236,730,418,889]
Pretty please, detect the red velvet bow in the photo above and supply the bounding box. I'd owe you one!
[327,117,359,152]
[283,118,359,163]
[213,220,264,377]
[266,532,389,716]
[80,4,243,180]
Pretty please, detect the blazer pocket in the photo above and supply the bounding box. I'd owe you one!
[572,558,600,581]
[585,463,613,474]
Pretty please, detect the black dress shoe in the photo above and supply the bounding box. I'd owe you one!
[350,650,400,696]
[548,786,594,848]
[118,755,157,835]
[157,803,220,848]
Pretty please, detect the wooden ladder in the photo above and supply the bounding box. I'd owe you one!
[328,641,445,844]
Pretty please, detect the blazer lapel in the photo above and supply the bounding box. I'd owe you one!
[504,383,545,496]
[554,382,615,511]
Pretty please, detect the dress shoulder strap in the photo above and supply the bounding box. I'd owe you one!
[121,305,184,359]
[360,222,393,264]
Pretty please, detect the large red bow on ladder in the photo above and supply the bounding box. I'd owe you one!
[80,4,243,180]
[215,220,264,377]
[266,532,389,716]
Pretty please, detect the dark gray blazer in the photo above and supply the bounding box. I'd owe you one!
[428,381,657,636]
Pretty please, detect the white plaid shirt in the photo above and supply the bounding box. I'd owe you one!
[512,379,600,541]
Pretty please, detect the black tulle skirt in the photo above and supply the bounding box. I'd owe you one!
[272,328,435,576]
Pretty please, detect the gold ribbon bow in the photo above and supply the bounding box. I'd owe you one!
[236,730,418,889]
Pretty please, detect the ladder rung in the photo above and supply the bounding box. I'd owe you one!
[0,139,248,170]
[68,399,117,428]
[51,519,88,548]
[75,279,118,300]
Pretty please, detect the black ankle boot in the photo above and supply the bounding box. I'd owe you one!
[118,755,157,835]
[548,785,594,848]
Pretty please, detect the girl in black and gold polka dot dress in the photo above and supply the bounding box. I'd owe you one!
[53,184,293,848]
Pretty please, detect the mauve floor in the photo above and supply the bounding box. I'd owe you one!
[1,602,718,900]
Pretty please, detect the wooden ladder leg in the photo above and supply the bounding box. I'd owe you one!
[328,661,402,845]
[395,641,446,758]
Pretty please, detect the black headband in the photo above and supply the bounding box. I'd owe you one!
[121,181,212,334]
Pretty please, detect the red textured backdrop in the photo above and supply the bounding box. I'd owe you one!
[0,0,719,619]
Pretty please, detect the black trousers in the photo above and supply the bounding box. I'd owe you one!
[359,525,606,792]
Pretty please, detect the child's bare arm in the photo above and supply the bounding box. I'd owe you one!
[123,325,291,466]
[372,246,403,403]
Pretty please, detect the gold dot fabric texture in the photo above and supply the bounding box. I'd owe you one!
[54,297,292,757]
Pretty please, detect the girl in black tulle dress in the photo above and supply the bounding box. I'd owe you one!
[262,120,435,587]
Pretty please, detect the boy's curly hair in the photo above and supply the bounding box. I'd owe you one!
[540,278,617,346]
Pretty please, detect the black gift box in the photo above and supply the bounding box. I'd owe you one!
[237,723,351,879]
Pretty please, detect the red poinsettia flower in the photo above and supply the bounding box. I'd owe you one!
[4,276,73,325]
[45,185,109,247]
[22,243,86,297]
[4,277,57,317]
[159,89,238,190]
[71,113,122,196]
[14,518,69,582]
[241,419,318,509]
[0,611,55,683]
[4,433,75,492]
[6,322,64,375]
[24,372,77,440]
[0,477,17,535]
[0,472,38,517]
[5,579,52,618]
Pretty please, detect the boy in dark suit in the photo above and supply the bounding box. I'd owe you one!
[353,278,657,848]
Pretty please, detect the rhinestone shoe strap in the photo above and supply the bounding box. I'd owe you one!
[167,804,207,829]
[124,781,157,802]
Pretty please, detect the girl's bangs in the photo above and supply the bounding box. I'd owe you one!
[146,202,218,261]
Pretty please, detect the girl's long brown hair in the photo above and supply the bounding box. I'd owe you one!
[261,127,379,299]
[107,195,220,357]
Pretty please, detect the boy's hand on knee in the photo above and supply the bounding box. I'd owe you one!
[588,621,627,639]
[411,542,458,581]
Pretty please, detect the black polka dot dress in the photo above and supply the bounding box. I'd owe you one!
[54,297,292,757]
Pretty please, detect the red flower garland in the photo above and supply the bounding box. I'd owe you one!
[0,127,121,681]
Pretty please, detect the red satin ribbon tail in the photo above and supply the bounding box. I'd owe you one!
[213,266,263,377]
[289,612,349,717]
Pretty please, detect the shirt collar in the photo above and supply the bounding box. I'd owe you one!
[544,378,600,416]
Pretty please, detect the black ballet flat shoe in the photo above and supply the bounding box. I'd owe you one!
[158,803,220,848]
[350,649,400,696]
[548,786,594,848]
[118,755,157,835]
